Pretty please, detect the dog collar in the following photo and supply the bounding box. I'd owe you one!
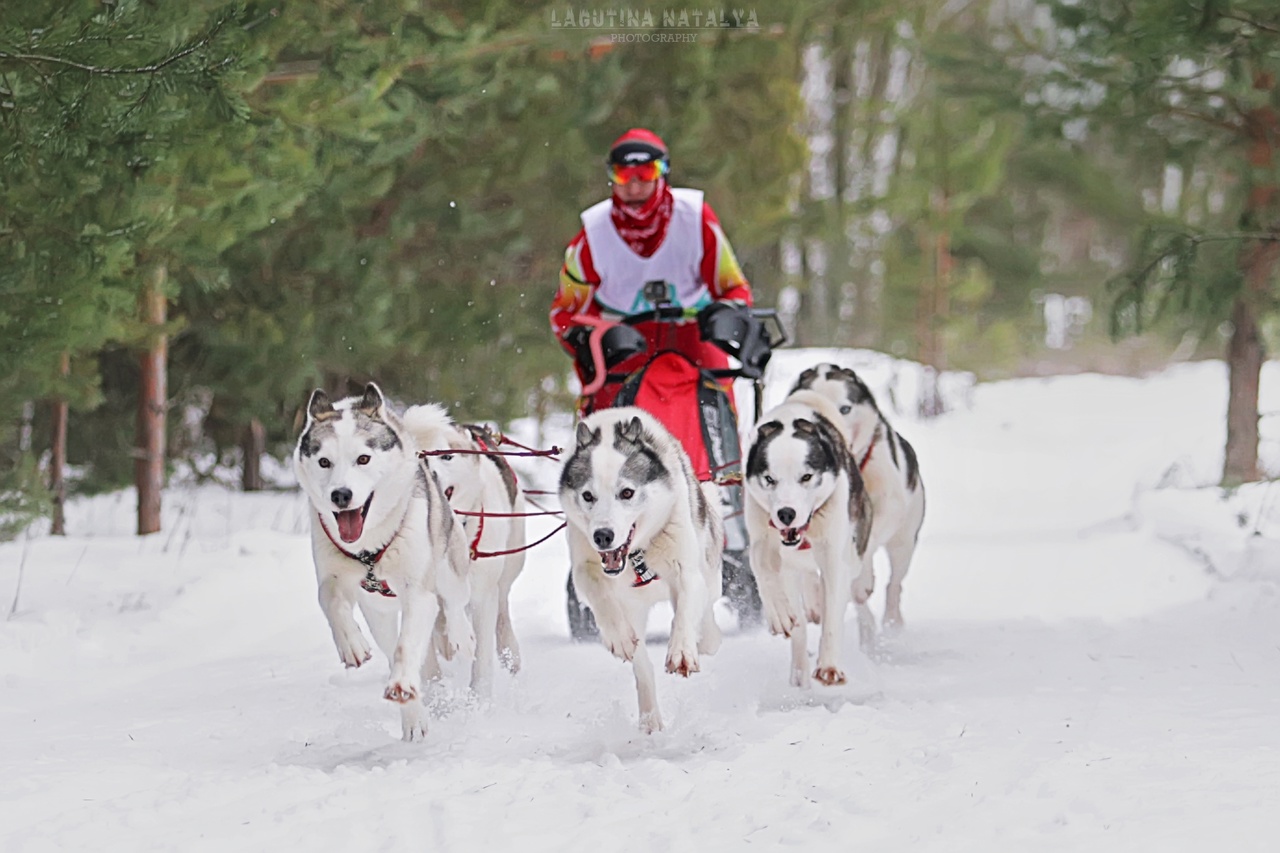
[858,426,881,473]
[318,513,397,597]
[630,549,660,587]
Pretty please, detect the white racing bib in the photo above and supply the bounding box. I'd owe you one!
[582,187,709,316]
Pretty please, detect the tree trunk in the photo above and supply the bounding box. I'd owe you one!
[1223,296,1262,485]
[917,185,952,419]
[800,39,835,347]
[136,262,168,535]
[1225,73,1280,485]
[829,24,854,347]
[241,418,266,492]
[50,351,70,536]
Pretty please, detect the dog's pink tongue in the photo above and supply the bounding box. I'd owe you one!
[335,509,365,543]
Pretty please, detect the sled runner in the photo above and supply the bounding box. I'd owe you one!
[565,280,786,639]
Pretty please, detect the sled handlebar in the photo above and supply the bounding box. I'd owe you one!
[614,304,788,348]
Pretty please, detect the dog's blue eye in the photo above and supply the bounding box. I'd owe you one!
[357,455,371,465]
[763,475,776,487]
[839,405,852,414]
[319,458,332,469]
[800,473,813,483]
[619,488,634,500]
[583,491,596,503]
[440,454,454,461]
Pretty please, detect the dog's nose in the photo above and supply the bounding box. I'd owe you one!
[592,528,615,550]
[777,506,796,526]
[331,487,353,509]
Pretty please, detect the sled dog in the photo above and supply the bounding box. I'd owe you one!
[743,389,873,687]
[398,405,526,698]
[790,364,926,629]
[293,383,474,741]
[558,407,724,732]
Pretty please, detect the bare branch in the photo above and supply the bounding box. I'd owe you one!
[0,16,229,78]
[1218,12,1280,35]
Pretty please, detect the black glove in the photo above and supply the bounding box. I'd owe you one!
[562,325,595,380]
[698,301,771,379]
[599,324,647,367]
[563,325,591,352]
[697,301,752,352]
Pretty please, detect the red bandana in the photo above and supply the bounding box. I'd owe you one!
[611,179,673,258]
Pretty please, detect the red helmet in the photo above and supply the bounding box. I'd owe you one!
[607,128,669,168]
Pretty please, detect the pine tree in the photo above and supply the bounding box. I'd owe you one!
[980,1,1280,484]
[0,1,255,531]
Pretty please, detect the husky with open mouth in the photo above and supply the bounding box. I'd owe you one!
[293,383,474,741]
[558,407,724,733]
[743,388,873,688]
[789,364,926,632]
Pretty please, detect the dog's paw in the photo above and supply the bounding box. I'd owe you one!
[400,704,427,741]
[384,677,420,704]
[498,644,521,675]
[763,599,799,638]
[602,630,639,662]
[333,625,373,668]
[852,569,875,605]
[857,612,877,651]
[812,665,847,686]
[639,710,663,734]
[441,624,476,663]
[665,645,700,677]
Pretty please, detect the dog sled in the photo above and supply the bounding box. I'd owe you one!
[564,280,786,639]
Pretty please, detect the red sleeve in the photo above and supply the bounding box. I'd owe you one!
[550,229,603,351]
[700,203,753,306]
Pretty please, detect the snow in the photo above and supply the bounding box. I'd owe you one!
[3,355,1279,852]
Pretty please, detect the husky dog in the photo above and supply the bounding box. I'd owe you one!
[293,384,474,741]
[558,407,724,733]
[790,364,926,630]
[743,389,873,687]
[399,405,526,698]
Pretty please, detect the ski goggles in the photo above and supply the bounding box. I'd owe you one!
[608,159,668,184]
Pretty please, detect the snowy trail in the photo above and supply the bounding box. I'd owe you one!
[2,359,1279,851]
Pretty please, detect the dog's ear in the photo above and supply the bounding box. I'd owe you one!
[356,383,385,418]
[793,366,817,391]
[756,419,784,441]
[463,423,498,451]
[792,417,816,437]
[575,421,602,448]
[307,389,337,422]
[617,416,645,445]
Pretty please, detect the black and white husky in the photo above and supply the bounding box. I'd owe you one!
[743,389,873,687]
[558,407,724,733]
[397,405,526,699]
[293,384,474,741]
[789,364,926,631]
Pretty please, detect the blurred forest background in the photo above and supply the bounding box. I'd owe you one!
[4,0,1280,536]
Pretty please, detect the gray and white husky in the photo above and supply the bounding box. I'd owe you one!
[789,364,926,630]
[397,404,526,699]
[558,407,724,733]
[743,389,873,687]
[293,383,474,741]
